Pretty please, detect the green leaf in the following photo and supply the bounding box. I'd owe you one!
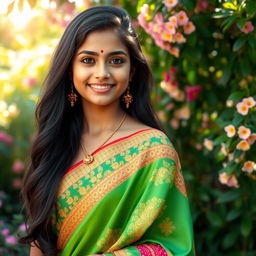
[217,190,240,203]
[214,135,228,145]
[222,231,239,249]
[179,0,196,11]
[221,16,236,31]
[236,18,247,30]
[228,91,245,101]
[207,212,223,226]
[248,38,256,50]
[233,149,243,159]
[233,37,247,52]
[233,114,244,126]
[241,218,252,237]
[226,208,241,221]
[246,1,256,16]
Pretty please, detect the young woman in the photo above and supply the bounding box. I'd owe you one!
[20,5,195,256]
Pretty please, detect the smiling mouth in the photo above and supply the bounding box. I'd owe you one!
[87,83,114,92]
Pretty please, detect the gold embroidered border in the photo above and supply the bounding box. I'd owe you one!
[58,129,168,195]
[57,144,177,249]
[174,166,187,198]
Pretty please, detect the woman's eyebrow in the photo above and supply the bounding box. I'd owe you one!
[77,50,128,57]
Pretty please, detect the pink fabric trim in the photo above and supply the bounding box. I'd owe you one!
[135,244,168,256]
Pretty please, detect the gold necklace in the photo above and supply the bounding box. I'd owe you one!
[81,113,127,165]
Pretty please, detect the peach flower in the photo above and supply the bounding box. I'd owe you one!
[221,143,228,156]
[241,21,254,34]
[168,16,178,27]
[168,46,180,57]
[242,161,256,174]
[238,126,251,140]
[236,102,249,115]
[204,138,214,151]
[162,31,174,42]
[219,173,239,188]
[247,133,256,145]
[224,124,236,137]
[183,21,196,34]
[163,0,178,9]
[242,96,256,108]
[236,140,250,151]
[175,11,189,26]
[165,22,176,34]
[174,32,186,43]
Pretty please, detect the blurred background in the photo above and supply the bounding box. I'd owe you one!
[0,0,255,255]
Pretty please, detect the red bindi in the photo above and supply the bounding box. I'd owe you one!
[100,50,104,53]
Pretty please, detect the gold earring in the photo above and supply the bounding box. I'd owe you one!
[123,86,133,109]
[68,83,78,107]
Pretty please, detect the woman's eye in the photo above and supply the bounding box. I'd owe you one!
[81,57,95,64]
[110,58,125,65]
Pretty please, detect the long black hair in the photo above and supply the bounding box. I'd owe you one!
[20,5,163,255]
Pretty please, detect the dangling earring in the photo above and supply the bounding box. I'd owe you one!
[123,86,133,109]
[68,82,78,107]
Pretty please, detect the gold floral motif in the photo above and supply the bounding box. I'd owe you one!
[159,217,176,236]
[110,198,165,251]
[97,229,122,252]
[150,160,176,186]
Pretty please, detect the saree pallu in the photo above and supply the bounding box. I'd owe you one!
[52,129,195,256]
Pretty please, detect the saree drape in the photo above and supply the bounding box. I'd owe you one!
[52,129,195,256]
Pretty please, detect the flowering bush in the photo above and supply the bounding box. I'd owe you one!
[137,0,256,254]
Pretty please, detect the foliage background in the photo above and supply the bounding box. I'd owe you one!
[0,0,255,255]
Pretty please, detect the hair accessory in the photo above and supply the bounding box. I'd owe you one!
[123,86,133,109]
[68,83,78,107]
[81,112,127,165]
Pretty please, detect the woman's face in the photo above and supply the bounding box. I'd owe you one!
[72,29,132,109]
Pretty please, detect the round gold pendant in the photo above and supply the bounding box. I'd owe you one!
[83,154,94,164]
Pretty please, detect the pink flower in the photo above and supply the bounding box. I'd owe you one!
[168,46,180,57]
[12,160,25,174]
[0,132,13,144]
[186,85,202,101]
[163,0,178,9]
[12,178,22,189]
[1,228,10,236]
[169,66,178,73]
[163,72,171,82]
[219,173,239,188]
[183,21,196,34]
[241,21,254,34]
[22,77,37,88]
[19,224,27,231]
[236,102,249,115]
[175,11,189,26]
[5,235,17,245]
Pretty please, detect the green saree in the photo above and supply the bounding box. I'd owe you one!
[52,129,195,256]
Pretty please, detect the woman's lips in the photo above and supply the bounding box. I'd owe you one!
[87,83,114,93]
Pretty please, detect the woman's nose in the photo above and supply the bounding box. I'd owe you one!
[95,64,110,80]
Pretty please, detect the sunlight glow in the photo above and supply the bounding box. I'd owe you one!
[9,1,36,29]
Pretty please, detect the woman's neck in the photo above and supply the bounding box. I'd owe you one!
[82,102,125,135]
